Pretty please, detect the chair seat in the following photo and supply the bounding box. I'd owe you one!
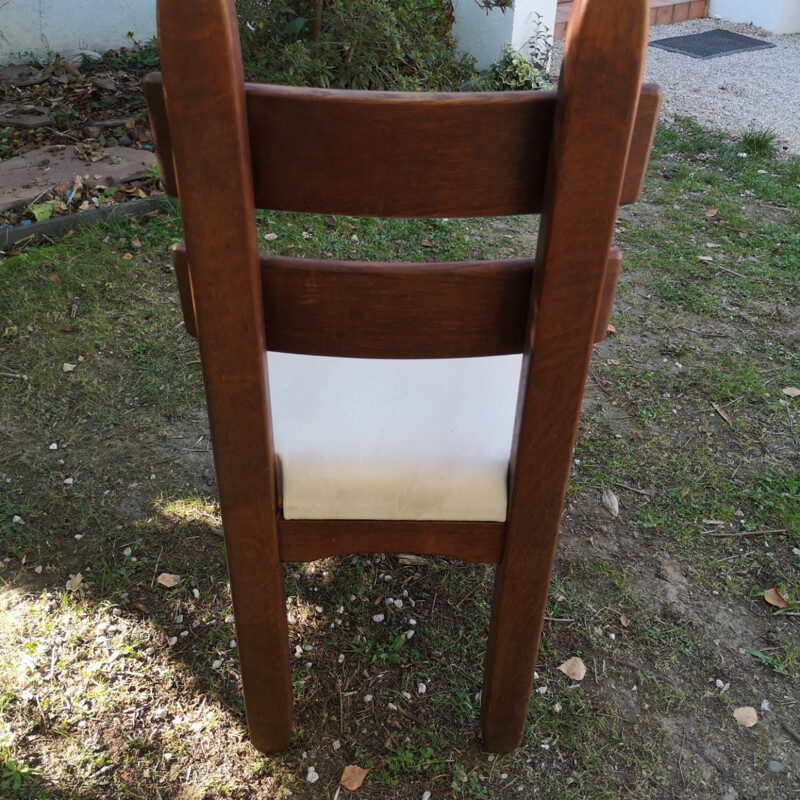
[268,353,522,521]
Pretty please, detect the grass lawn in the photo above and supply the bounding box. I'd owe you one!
[1,118,799,799]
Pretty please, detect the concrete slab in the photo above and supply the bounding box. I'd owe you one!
[0,145,158,212]
[0,103,52,128]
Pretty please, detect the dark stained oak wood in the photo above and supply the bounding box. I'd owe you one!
[171,246,622,356]
[171,244,197,338]
[146,73,661,217]
[621,87,661,203]
[156,0,293,754]
[151,0,657,756]
[278,520,504,564]
[143,76,177,197]
[593,247,621,343]
[480,0,650,752]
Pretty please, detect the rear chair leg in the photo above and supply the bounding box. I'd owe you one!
[225,526,293,754]
[480,552,554,752]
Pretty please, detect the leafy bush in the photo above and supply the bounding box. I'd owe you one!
[471,14,552,91]
[237,0,475,90]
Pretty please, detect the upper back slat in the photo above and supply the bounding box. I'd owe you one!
[145,75,661,217]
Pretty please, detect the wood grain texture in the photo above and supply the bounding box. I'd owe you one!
[154,0,658,757]
[146,74,660,216]
[480,0,650,752]
[156,0,293,754]
[278,519,504,564]
[143,75,177,197]
[593,246,621,343]
[171,246,624,356]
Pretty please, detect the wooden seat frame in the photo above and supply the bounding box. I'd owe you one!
[148,0,659,753]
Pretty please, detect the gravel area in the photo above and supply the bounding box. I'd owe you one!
[552,17,800,154]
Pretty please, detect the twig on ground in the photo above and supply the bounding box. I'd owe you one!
[609,657,679,687]
[394,705,425,725]
[150,545,164,589]
[615,482,651,496]
[711,402,732,427]
[780,720,800,746]
[0,451,24,464]
[704,529,787,538]
[688,743,728,778]
[711,550,755,564]
[675,326,730,339]
[590,371,612,396]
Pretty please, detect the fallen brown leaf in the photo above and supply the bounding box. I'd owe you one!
[156,572,181,588]
[557,656,587,682]
[620,614,631,628]
[704,208,718,218]
[421,239,434,248]
[340,764,368,791]
[606,323,617,335]
[764,588,789,609]
[733,706,758,728]
[782,387,800,398]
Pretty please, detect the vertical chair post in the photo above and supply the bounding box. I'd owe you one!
[481,0,649,752]
[157,0,292,752]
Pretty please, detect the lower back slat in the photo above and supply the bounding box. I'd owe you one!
[277,519,505,563]
[172,246,534,358]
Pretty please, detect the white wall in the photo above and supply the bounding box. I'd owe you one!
[1,0,564,68]
[453,0,557,70]
[0,0,157,63]
[710,0,800,33]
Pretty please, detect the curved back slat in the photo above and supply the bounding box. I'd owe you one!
[171,246,624,358]
[146,75,661,217]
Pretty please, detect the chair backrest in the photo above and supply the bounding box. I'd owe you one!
[145,79,659,361]
[144,0,660,562]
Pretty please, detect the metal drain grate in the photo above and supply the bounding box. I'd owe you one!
[650,29,776,60]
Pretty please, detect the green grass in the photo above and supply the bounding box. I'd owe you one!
[1,118,799,798]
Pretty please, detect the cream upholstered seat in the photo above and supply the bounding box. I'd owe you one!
[268,353,522,521]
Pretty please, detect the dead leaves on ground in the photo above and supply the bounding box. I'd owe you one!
[601,486,619,518]
[733,706,758,728]
[557,656,587,682]
[156,572,181,588]
[340,764,368,791]
[763,587,789,609]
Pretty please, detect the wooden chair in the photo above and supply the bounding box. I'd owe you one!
[146,0,660,753]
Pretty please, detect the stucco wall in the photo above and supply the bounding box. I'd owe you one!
[0,0,157,63]
[710,0,800,33]
[452,0,557,70]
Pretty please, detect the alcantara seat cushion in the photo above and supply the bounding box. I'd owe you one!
[267,353,522,522]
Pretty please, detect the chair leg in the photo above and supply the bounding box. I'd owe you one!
[224,522,293,754]
[480,550,554,752]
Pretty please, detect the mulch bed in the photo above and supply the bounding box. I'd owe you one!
[0,47,162,233]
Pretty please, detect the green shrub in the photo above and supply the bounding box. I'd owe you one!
[471,13,552,92]
[237,0,475,90]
